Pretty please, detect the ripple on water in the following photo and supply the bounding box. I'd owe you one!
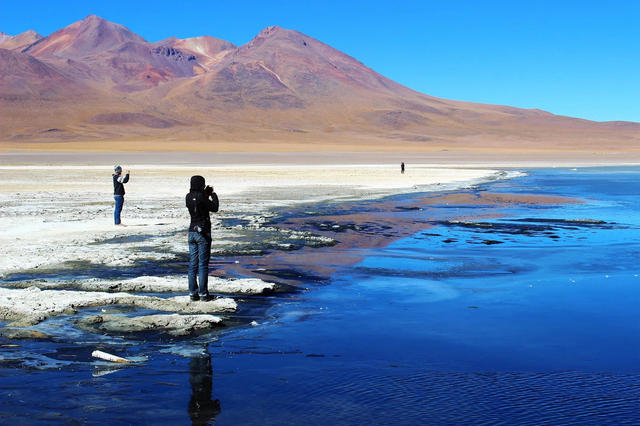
[255,368,640,424]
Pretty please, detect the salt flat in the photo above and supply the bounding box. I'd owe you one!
[0,164,502,278]
[0,163,508,330]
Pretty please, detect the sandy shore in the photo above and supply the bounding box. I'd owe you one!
[2,149,640,168]
[0,163,508,333]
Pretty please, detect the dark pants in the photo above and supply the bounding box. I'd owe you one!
[114,195,124,224]
[188,231,212,296]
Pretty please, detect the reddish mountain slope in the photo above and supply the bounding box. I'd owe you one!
[0,47,101,140]
[0,48,84,99]
[22,15,205,91]
[0,30,43,51]
[1,16,638,152]
[24,15,144,58]
[158,26,441,120]
[153,36,236,70]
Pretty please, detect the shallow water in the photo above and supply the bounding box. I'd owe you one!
[2,168,640,424]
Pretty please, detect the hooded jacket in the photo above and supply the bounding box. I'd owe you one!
[113,172,130,195]
[186,175,219,234]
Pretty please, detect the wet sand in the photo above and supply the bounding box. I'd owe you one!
[219,189,583,285]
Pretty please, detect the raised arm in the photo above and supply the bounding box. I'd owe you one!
[207,192,219,212]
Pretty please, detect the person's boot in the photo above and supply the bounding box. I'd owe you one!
[190,294,200,302]
[199,294,218,302]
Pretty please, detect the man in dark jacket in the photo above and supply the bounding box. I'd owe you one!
[186,175,219,301]
[113,165,130,225]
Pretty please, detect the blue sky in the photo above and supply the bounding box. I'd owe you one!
[2,0,638,122]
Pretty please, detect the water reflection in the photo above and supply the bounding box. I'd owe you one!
[188,351,221,425]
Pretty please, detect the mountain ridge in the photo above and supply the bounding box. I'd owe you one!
[0,29,43,51]
[1,15,638,153]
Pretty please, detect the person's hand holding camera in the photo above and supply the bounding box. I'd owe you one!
[205,185,214,196]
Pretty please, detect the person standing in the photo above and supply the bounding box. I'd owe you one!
[186,175,219,301]
[113,165,130,225]
[401,162,405,174]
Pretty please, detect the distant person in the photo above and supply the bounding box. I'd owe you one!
[112,165,130,225]
[401,162,405,174]
[186,175,219,301]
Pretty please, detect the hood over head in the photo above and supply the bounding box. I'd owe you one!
[190,175,205,191]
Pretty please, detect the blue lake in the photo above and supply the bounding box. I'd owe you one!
[1,167,640,424]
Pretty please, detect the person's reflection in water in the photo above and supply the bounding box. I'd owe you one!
[188,352,221,425]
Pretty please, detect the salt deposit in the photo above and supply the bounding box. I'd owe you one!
[0,164,498,278]
[3,275,282,295]
[0,164,502,332]
[0,287,236,326]
[79,313,225,336]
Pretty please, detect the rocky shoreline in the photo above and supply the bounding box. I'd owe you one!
[0,275,289,337]
[1,275,289,295]
[0,286,237,326]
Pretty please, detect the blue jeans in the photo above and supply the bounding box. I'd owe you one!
[188,231,212,296]
[114,195,124,224]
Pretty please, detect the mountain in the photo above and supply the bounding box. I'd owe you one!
[0,30,43,51]
[152,36,236,70]
[24,15,144,58]
[0,47,102,140]
[1,16,638,153]
[22,15,203,91]
[153,25,639,146]
[0,48,83,98]
[160,26,412,110]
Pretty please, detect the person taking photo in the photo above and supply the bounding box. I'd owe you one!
[185,175,219,301]
[113,165,130,225]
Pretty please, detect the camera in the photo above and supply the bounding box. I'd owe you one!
[205,185,213,196]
